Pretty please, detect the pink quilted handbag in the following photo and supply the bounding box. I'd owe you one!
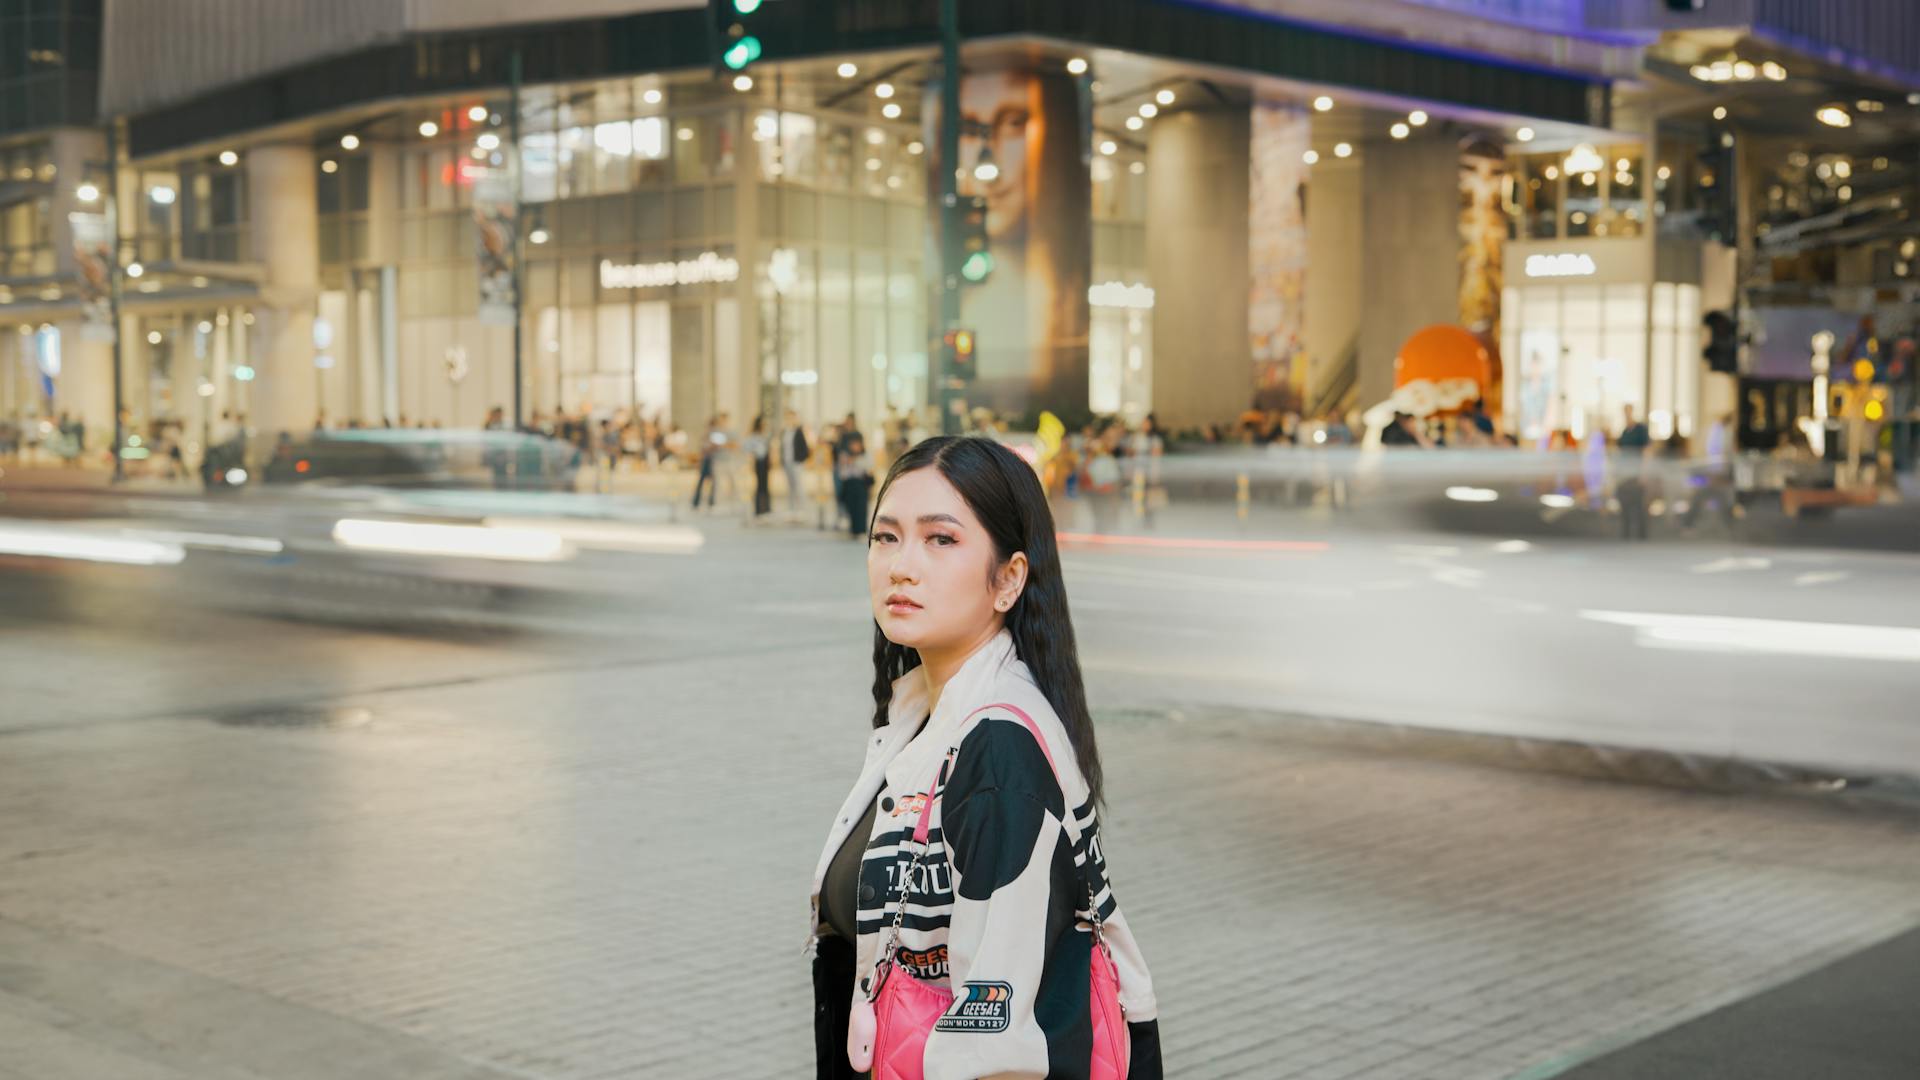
[848,703,1130,1079]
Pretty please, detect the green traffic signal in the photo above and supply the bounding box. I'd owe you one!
[960,250,995,283]
[723,35,762,70]
[733,0,764,11]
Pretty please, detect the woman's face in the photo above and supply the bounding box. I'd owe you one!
[867,467,1024,653]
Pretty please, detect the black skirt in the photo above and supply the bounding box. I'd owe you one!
[813,933,870,1080]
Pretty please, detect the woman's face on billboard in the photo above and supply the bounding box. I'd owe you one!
[960,73,1031,240]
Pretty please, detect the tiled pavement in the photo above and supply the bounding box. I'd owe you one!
[3,635,1918,1079]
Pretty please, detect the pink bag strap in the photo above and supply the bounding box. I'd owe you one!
[908,703,1055,846]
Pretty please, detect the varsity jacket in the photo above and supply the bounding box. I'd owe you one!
[808,629,1161,1079]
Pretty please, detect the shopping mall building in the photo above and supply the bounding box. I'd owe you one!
[3,1,1917,455]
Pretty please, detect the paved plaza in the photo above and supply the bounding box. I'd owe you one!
[3,585,1918,1078]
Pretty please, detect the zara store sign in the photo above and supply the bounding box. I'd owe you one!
[1523,252,1598,278]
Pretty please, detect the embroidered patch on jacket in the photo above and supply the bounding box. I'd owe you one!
[934,981,1013,1033]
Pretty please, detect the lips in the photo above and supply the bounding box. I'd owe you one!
[885,593,921,611]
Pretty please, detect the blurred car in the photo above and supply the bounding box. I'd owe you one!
[258,429,581,491]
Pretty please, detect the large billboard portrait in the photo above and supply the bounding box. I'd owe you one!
[926,68,1091,423]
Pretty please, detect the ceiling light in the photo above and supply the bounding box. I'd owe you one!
[321,159,338,174]
[865,128,885,145]
[1408,110,1428,126]
[838,62,858,78]
[147,330,162,345]
[1834,160,1852,178]
[1657,165,1671,180]
[881,102,901,119]
[1515,127,1535,142]
[1762,61,1787,81]
[528,228,550,244]
[677,127,693,142]
[1544,165,1559,180]
[1563,143,1604,174]
[1156,89,1175,106]
[1857,99,1885,113]
[468,105,488,122]
[1581,172,1596,185]
[875,82,894,99]
[734,74,754,92]
[340,134,360,150]
[1302,150,1319,165]
[1099,140,1117,156]
[1066,57,1088,76]
[477,133,499,150]
[149,185,176,205]
[1313,96,1334,112]
[1390,122,1410,139]
[867,158,883,172]
[643,89,663,106]
[76,182,98,202]
[126,262,144,278]
[1689,65,1710,81]
[1138,103,1157,118]
[907,141,924,155]
[419,121,439,137]
[973,160,998,182]
[1129,161,1145,175]
[1816,105,1852,127]
[1125,116,1143,131]
[1334,142,1352,158]
[1733,61,1756,81]
[1713,106,1727,120]
[218,150,239,166]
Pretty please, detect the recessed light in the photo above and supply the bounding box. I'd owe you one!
[1313,96,1334,112]
[419,121,439,137]
[1066,57,1088,76]
[838,63,858,78]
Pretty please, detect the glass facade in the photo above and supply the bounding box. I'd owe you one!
[0,0,99,135]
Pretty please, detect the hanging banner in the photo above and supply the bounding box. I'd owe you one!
[473,168,518,326]
[1248,103,1311,412]
[68,211,116,342]
[927,69,1091,423]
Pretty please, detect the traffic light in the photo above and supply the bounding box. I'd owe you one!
[945,328,976,384]
[710,0,775,75]
[1703,310,1738,373]
[958,196,993,283]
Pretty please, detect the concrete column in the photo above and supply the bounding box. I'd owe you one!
[1357,133,1460,412]
[1147,107,1251,430]
[49,129,115,449]
[1305,147,1364,413]
[245,143,320,440]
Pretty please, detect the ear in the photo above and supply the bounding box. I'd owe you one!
[992,552,1030,612]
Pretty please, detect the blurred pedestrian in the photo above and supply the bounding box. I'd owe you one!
[691,414,724,510]
[747,413,773,518]
[836,432,873,537]
[1083,431,1122,533]
[782,409,811,516]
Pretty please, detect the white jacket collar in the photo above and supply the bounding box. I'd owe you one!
[883,628,1017,790]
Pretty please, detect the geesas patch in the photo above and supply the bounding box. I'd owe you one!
[933,981,1013,1033]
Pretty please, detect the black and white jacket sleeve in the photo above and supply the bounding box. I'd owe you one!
[927,717,1162,1080]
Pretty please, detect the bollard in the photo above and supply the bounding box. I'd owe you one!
[1236,472,1250,521]
[1132,469,1146,518]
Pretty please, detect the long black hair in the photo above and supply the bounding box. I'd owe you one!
[866,435,1105,807]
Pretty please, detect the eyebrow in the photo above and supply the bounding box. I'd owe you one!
[874,514,965,527]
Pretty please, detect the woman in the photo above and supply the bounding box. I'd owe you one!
[808,435,1162,1079]
[747,413,773,518]
[836,433,875,539]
